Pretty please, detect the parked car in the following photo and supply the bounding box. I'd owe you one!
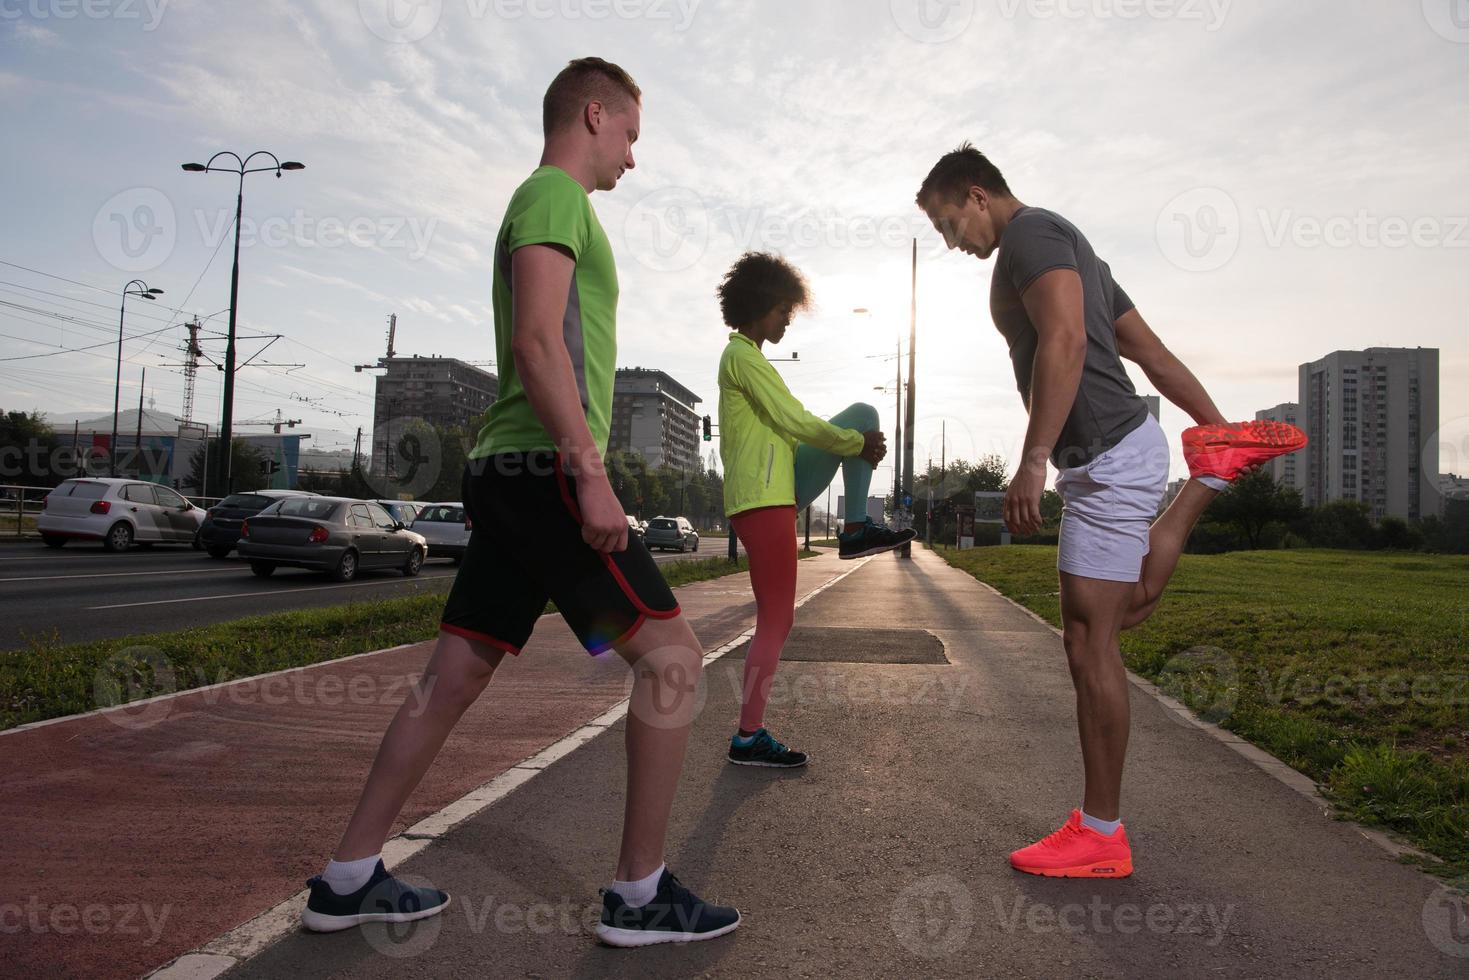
[237,496,428,581]
[626,515,645,541]
[644,516,699,552]
[198,489,319,558]
[411,502,470,563]
[373,500,427,526]
[38,478,204,551]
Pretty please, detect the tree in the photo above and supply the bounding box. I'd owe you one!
[0,408,61,488]
[188,439,266,497]
[1207,469,1303,549]
[1302,499,1375,550]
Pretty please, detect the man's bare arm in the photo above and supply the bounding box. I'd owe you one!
[510,243,627,552]
[1114,308,1226,427]
[1008,268,1088,534]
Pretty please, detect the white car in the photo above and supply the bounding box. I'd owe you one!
[410,501,470,563]
[38,477,205,551]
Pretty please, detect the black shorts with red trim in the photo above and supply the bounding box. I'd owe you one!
[440,452,680,656]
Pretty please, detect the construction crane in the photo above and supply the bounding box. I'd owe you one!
[238,409,303,434]
[180,319,203,424]
[355,314,397,373]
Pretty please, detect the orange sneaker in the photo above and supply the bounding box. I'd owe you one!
[1182,421,1308,483]
[1009,810,1134,878]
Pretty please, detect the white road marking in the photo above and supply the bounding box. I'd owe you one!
[85,573,455,609]
[2,567,243,583]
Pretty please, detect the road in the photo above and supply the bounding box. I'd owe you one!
[0,538,742,650]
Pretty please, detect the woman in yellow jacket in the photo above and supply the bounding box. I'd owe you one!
[717,252,915,768]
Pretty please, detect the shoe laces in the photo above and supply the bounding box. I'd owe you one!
[1036,821,1084,851]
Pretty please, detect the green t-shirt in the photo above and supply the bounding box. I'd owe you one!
[470,166,619,459]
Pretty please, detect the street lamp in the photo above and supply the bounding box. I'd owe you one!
[112,280,163,477]
[181,151,304,495]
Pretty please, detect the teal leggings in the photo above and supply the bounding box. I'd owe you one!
[794,402,879,524]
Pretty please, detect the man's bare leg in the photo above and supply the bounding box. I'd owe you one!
[1060,572,1136,822]
[612,613,704,881]
[334,631,506,861]
[1123,479,1221,630]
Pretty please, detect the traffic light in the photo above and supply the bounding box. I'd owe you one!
[702,415,712,442]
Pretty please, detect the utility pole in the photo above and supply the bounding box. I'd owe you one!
[353,427,363,473]
[893,336,903,513]
[134,368,145,480]
[901,238,918,558]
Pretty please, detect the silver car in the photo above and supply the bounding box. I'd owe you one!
[411,502,469,564]
[38,478,203,551]
[237,496,428,581]
[644,516,699,552]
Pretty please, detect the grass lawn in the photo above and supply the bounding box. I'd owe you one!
[934,543,1469,877]
[1,550,791,733]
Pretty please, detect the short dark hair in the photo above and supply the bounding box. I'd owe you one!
[916,141,1012,207]
[543,57,641,137]
[717,252,811,329]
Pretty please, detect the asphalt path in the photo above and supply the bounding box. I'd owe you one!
[0,538,743,650]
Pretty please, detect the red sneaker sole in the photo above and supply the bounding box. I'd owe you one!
[1010,857,1134,878]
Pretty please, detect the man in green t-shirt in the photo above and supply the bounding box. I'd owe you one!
[302,58,739,948]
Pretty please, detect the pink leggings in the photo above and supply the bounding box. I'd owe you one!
[728,506,798,732]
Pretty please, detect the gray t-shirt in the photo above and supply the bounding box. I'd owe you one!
[990,206,1148,470]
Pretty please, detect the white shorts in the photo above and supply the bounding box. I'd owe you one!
[1055,415,1170,584]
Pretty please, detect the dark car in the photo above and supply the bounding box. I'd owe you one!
[237,496,428,582]
[198,490,319,558]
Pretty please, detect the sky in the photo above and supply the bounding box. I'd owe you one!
[2,0,1467,487]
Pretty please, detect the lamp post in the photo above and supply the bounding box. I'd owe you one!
[112,280,163,477]
[181,151,304,495]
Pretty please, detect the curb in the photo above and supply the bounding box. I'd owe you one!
[143,555,871,980]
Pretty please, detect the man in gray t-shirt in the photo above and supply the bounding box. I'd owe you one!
[991,206,1149,470]
[915,142,1296,883]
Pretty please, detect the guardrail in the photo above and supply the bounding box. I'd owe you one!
[0,484,224,539]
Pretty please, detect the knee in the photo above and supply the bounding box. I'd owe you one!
[847,402,880,432]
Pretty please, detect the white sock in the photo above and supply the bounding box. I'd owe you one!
[1080,810,1122,836]
[322,854,380,896]
[610,863,665,908]
[1196,475,1229,492]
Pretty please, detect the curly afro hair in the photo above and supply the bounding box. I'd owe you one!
[716,252,811,329]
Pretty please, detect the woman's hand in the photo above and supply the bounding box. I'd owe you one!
[860,430,887,468]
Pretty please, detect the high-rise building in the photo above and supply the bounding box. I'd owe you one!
[1255,402,1305,493]
[1298,348,1439,521]
[608,368,702,471]
[371,356,499,473]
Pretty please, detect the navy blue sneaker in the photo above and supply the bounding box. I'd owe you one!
[301,860,450,933]
[838,518,916,559]
[727,728,809,768]
[596,869,740,947]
